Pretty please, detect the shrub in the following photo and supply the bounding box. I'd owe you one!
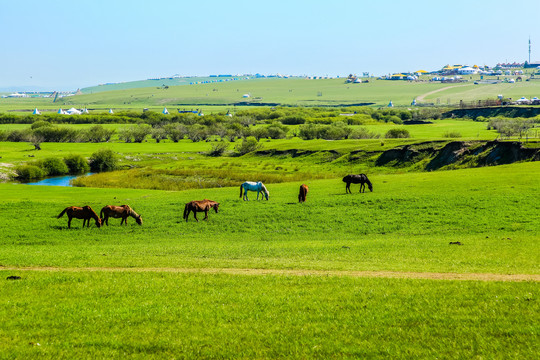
[151,127,168,143]
[385,128,411,138]
[7,129,30,142]
[298,124,320,140]
[235,136,263,155]
[131,124,152,143]
[443,131,462,138]
[36,157,69,176]
[165,123,188,142]
[251,127,269,141]
[385,115,404,124]
[207,142,229,157]
[348,127,381,139]
[15,165,46,180]
[281,115,306,125]
[89,149,118,172]
[63,154,90,174]
[30,120,52,129]
[85,125,115,142]
[266,123,288,139]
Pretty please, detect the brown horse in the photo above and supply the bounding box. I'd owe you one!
[100,205,143,226]
[183,199,219,222]
[343,174,373,193]
[57,205,102,229]
[298,184,309,203]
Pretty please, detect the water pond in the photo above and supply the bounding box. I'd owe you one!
[23,173,93,187]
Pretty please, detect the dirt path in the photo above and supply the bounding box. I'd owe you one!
[416,84,473,102]
[2,266,539,282]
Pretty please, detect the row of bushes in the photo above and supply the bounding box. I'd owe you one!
[2,120,414,146]
[0,107,445,127]
[15,149,118,180]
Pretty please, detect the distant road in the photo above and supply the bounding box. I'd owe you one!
[416,84,473,102]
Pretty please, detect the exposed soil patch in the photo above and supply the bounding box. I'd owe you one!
[3,266,539,282]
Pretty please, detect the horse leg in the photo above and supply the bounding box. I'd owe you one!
[346,183,351,194]
[360,183,364,193]
[203,209,208,221]
[185,209,190,222]
[68,216,72,229]
[193,211,199,222]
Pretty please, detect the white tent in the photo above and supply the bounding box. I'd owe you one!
[32,108,41,115]
[66,107,82,115]
[109,109,114,114]
[82,108,89,114]
[163,107,169,115]
[58,108,65,115]
[388,101,394,107]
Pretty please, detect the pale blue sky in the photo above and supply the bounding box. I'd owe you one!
[1,0,539,90]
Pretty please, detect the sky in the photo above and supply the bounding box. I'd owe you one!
[1,0,540,91]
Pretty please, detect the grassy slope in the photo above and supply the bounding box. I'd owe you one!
[0,163,539,358]
[3,76,540,115]
[0,163,538,273]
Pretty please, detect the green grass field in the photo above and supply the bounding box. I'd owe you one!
[1,162,538,358]
[3,76,540,114]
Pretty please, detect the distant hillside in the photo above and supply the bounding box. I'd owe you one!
[81,76,262,94]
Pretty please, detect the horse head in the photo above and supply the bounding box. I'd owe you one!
[367,183,373,192]
[95,217,102,228]
[261,184,269,200]
[135,215,143,225]
[213,203,220,213]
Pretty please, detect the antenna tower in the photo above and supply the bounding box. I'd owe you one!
[529,37,531,63]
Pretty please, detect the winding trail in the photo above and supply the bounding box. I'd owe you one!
[2,266,539,282]
[416,84,474,102]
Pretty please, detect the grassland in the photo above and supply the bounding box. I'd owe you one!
[3,75,540,114]
[0,162,539,358]
[1,78,539,358]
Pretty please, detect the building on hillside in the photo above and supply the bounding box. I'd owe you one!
[458,66,480,75]
[524,61,540,68]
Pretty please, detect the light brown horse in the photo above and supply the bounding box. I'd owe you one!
[183,199,219,222]
[100,205,143,226]
[298,184,309,203]
[57,205,102,229]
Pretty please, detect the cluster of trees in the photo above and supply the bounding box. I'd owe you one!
[0,121,115,149]
[0,107,443,127]
[15,149,118,180]
[487,117,539,139]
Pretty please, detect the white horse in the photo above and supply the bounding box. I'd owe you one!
[240,181,269,201]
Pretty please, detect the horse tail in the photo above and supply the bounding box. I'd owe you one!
[57,207,68,219]
[183,203,189,220]
[239,184,243,198]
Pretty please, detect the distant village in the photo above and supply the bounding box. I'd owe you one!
[3,61,540,101]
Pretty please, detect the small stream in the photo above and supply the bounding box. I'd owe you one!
[22,173,93,187]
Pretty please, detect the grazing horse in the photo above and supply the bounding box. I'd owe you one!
[298,184,309,203]
[240,181,269,201]
[183,199,220,222]
[100,205,143,226]
[57,205,101,229]
[342,174,373,193]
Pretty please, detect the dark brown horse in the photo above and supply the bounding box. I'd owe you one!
[342,174,373,193]
[183,199,219,222]
[298,184,309,203]
[100,205,142,226]
[57,205,102,228]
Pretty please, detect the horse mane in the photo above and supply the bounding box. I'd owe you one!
[84,205,100,220]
